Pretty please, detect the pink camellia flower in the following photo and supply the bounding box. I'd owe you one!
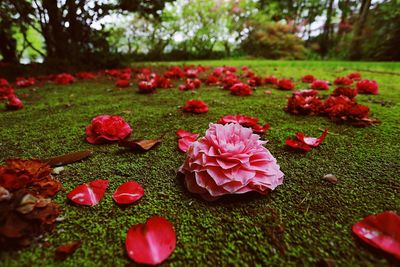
[6,95,23,110]
[356,80,379,95]
[301,75,316,83]
[277,79,295,90]
[179,123,284,201]
[311,80,329,90]
[85,115,132,144]
[230,83,253,96]
[182,100,208,114]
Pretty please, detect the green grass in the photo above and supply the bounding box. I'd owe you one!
[1,60,399,266]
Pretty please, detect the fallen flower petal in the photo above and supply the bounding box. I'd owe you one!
[176,129,199,139]
[112,181,144,204]
[285,139,311,152]
[125,216,176,265]
[352,211,400,260]
[178,136,197,153]
[296,128,328,147]
[67,180,109,206]
[118,139,161,151]
[55,240,82,260]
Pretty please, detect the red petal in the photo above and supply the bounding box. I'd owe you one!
[126,216,176,265]
[67,180,109,206]
[296,128,328,147]
[178,136,197,153]
[353,211,400,259]
[112,181,144,204]
[176,129,199,139]
[285,139,311,152]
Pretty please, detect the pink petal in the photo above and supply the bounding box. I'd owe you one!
[125,216,176,265]
[178,136,197,152]
[296,128,328,147]
[353,211,400,259]
[67,180,109,206]
[176,129,199,139]
[112,181,144,204]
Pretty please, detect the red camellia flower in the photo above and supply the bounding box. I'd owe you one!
[179,123,284,201]
[6,95,24,110]
[75,72,97,79]
[164,66,185,79]
[248,76,264,87]
[311,80,329,90]
[301,75,316,83]
[230,83,253,96]
[332,87,357,100]
[218,114,270,134]
[138,80,157,93]
[16,77,36,87]
[277,79,295,90]
[347,72,362,81]
[334,76,353,86]
[182,99,208,114]
[155,76,172,89]
[54,73,74,84]
[126,216,176,265]
[352,211,400,260]
[205,75,220,85]
[67,180,109,206]
[356,80,379,95]
[179,79,201,91]
[323,96,370,122]
[285,90,323,115]
[0,85,14,100]
[116,79,130,88]
[0,78,9,87]
[264,75,279,85]
[112,181,144,205]
[85,115,132,144]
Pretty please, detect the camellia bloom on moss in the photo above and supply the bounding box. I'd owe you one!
[179,123,284,201]
[301,75,316,83]
[277,79,295,90]
[356,80,379,95]
[230,83,253,96]
[85,115,132,144]
[311,80,329,90]
[182,100,208,114]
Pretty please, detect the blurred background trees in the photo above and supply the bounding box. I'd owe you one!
[0,0,399,67]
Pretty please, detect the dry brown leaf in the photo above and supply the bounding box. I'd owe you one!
[55,240,82,260]
[119,139,161,152]
[41,150,93,167]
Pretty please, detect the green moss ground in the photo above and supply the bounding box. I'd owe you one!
[0,60,399,266]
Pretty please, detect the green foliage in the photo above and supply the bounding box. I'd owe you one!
[242,22,306,59]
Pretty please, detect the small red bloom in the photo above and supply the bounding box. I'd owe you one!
[347,72,362,81]
[125,216,176,265]
[155,76,172,89]
[311,80,329,90]
[264,75,279,85]
[230,83,253,96]
[76,72,97,79]
[182,99,208,114]
[356,80,379,95]
[286,90,323,115]
[138,80,156,93]
[277,79,295,90]
[116,79,130,88]
[6,95,23,110]
[67,180,109,206]
[16,77,36,87]
[301,75,316,83]
[112,181,144,205]
[352,211,400,260]
[217,114,270,134]
[54,73,74,85]
[248,76,264,87]
[334,76,353,86]
[85,115,132,144]
[179,79,201,91]
[205,75,220,85]
[332,87,357,100]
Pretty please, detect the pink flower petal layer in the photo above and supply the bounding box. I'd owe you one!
[126,216,176,265]
[67,180,109,206]
[352,211,400,259]
[112,181,144,204]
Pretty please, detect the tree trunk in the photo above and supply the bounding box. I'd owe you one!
[0,21,18,63]
[349,0,371,60]
[319,0,335,58]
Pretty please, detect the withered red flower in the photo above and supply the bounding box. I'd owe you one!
[230,83,253,96]
[352,211,400,260]
[334,77,353,86]
[6,95,23,110]
[311,80,329,90]
[85,115,132,144]
[115,79,130,88]
[356,80,379,95]
[182,99,208,114]
[112,181,144,205]
[126,216,176,265]
[301,75,316,83]
[67,180,109,206]
[277,79,295,90]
